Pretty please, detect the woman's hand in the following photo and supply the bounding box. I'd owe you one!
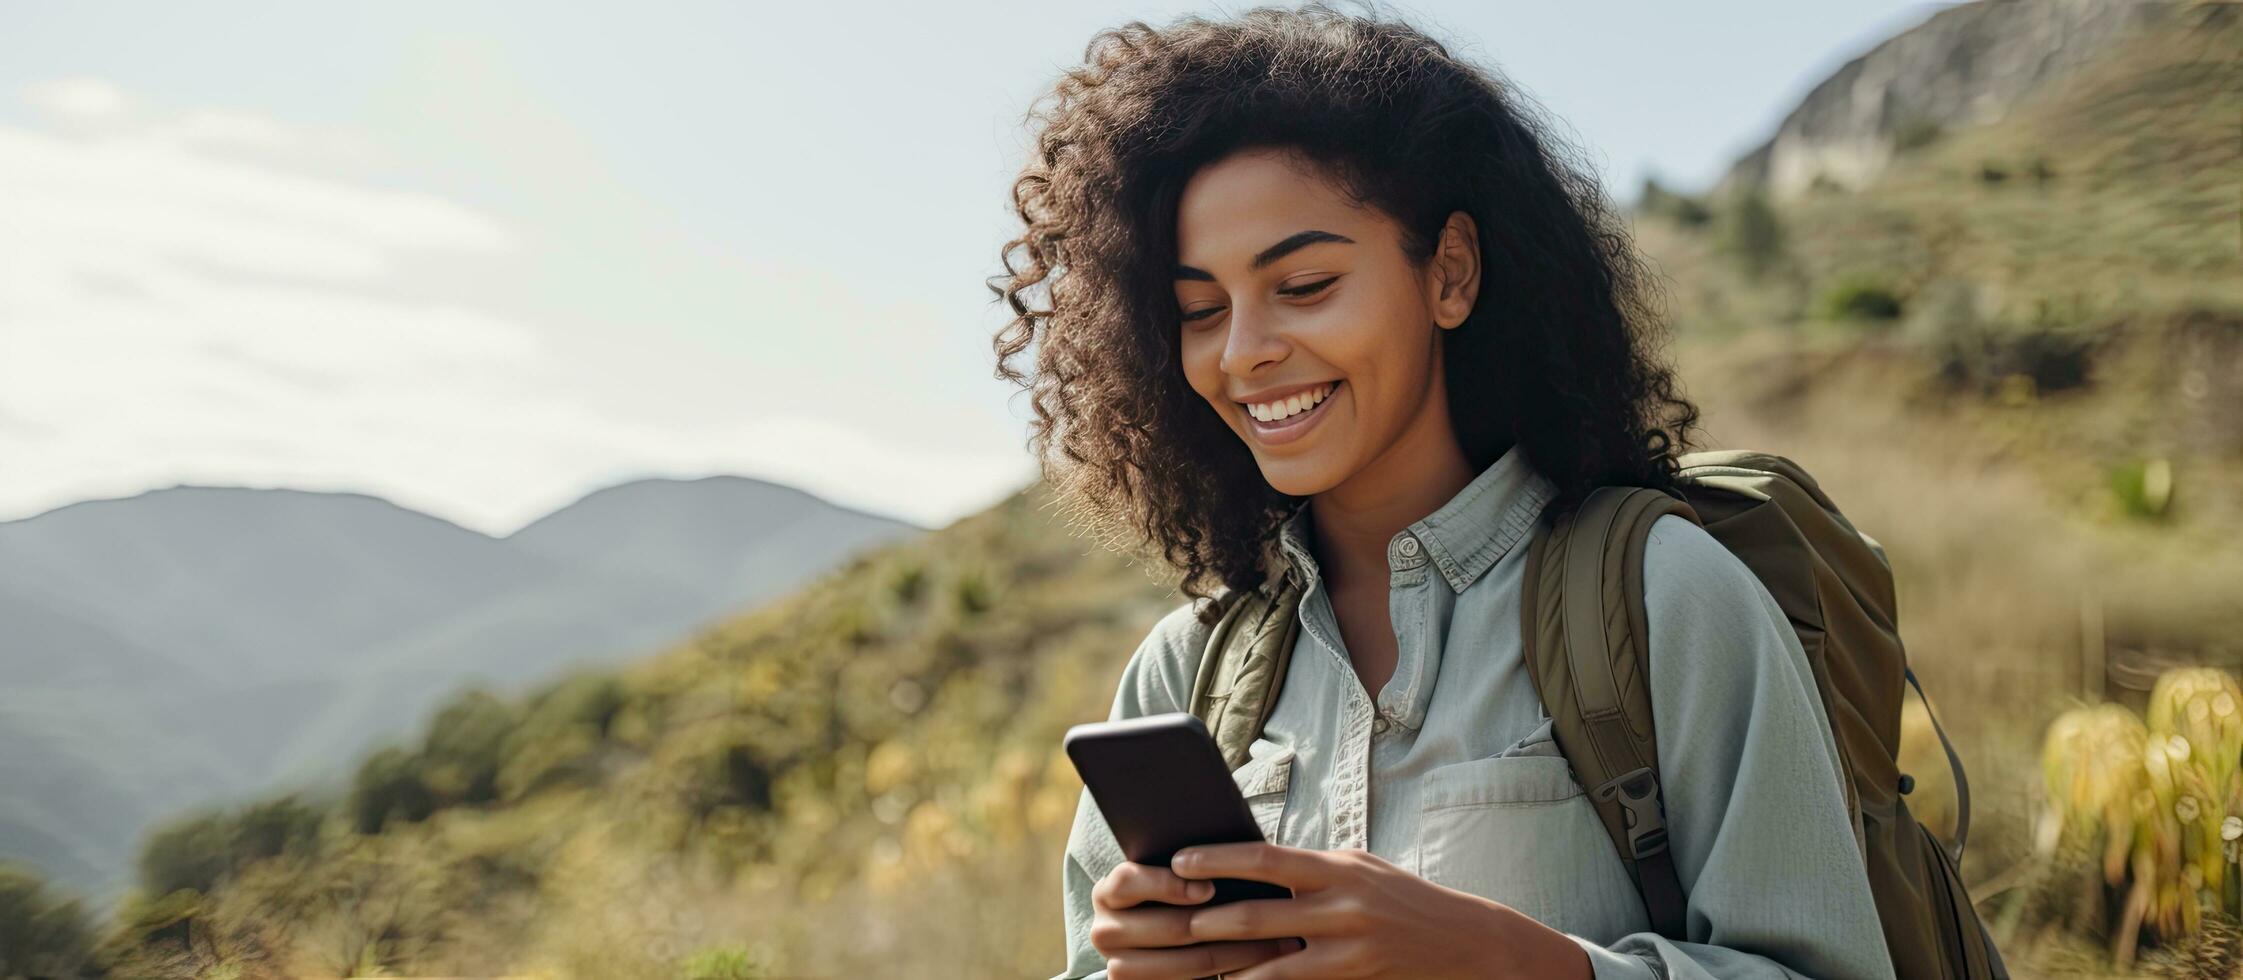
[1168,842,1593,980]
[1090,859,1306,979]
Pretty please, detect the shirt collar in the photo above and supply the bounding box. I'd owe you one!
[1275,444,1555,594]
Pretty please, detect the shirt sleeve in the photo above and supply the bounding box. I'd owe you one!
[1052,600,1212,980]
[1565,515,1898,980]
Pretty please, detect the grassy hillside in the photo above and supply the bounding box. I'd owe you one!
[34,478,1183,978]
[7,6,2236,979]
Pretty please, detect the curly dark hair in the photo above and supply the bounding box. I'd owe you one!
[990,2,1699,624]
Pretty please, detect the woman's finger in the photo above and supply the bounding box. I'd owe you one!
[1095,861,1218,911]
[1103,937,1300,980]
[1171,842,1334,891]
[1091,904,1200,953]
[1187,892,1350,943]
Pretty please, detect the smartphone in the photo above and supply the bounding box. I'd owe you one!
[1063,712,1293,907]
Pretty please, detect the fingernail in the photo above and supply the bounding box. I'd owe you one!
[1189,880,1213,901]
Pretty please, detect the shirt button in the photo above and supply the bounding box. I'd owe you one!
[1372,715,1392,734]
[1388,532,1427,570]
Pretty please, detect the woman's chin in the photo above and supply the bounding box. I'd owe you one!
[1253,452,1345,499]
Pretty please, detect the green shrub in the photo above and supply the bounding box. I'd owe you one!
[1930,292,2101,396]
[1718,189,1784,280]
[106,886,204,952]
[954,569,994,616]
[137,811,233,895]
[680,944,776,979]
[1936,325,2098,395]
[348,746,436,833]
[227,795,322,864]
[0,861,98,980]
[693,741,777,816]
[889,563,927,604]
[421,688,518,805]
[1636,177,1712,227]
[2109,458,2176,521]
[1891,116,1943,153]
[138,795,324,894]
[496,725,604,802]
[529,673,628,739]
[1819,277,1905,323]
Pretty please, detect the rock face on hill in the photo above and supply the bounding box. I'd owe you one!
[1720,0,2165,199]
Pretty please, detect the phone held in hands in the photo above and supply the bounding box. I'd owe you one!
[1063,711,1292,907]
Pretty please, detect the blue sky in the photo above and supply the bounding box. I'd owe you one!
[0,0,1946,533]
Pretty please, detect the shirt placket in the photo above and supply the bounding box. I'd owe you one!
[1378,529,1435,734]
[1297,527,1433,853]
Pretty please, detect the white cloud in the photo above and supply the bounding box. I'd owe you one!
[158,109,303,155]
[0,78,1033,535]
[21,77,131,122]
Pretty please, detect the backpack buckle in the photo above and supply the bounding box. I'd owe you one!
[1592,766,1670,860]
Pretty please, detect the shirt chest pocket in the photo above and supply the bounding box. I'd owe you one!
[1235,739,1296,845]
[1413,749,1650,940]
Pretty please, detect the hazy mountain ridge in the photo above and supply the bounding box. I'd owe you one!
[0,475,923,902]
[0,487,556,679]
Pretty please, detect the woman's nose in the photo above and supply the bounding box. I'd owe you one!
[1218,301,1290,377]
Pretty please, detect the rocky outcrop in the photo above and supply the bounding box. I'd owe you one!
[1718,0,2165,199]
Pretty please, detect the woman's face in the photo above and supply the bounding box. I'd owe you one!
[1173,146,1479,498]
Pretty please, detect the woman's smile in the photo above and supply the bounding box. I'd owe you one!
[1244,379,1342,445]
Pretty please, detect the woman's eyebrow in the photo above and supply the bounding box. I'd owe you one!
[1174,229,1356,280]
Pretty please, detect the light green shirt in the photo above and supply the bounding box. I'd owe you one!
[1052,446,1897,979]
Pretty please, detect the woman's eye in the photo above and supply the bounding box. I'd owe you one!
[1178,276,1333,323]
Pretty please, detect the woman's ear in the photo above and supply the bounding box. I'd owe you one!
[1428,210,1481,330]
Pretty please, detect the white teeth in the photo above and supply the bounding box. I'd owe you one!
[1249,382,1334,422]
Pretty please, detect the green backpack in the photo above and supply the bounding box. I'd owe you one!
[1185,450,2007,979]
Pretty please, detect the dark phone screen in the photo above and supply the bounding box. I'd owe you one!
[1063,712,1292,906]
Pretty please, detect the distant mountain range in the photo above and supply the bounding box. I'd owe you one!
[0,475,922,901]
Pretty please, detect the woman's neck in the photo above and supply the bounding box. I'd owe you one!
[1306,423,1476,596]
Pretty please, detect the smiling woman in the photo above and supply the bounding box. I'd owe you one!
[989,5,1897,980]
[990,8,1696,612]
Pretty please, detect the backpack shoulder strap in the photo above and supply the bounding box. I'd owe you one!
[1522,485,1700,940]
[1187,569,1306,772]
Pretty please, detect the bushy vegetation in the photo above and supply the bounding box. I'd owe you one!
[679,944,778,979]
[1818,275,1906,324]
[1892,115,1944,153]
[0,862,98,979]
[1637,176,1713,227]
[138,796,321,897]
[1717,188,1786,280]
[2027,669,2243,970]
[2108,458,2177,522]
